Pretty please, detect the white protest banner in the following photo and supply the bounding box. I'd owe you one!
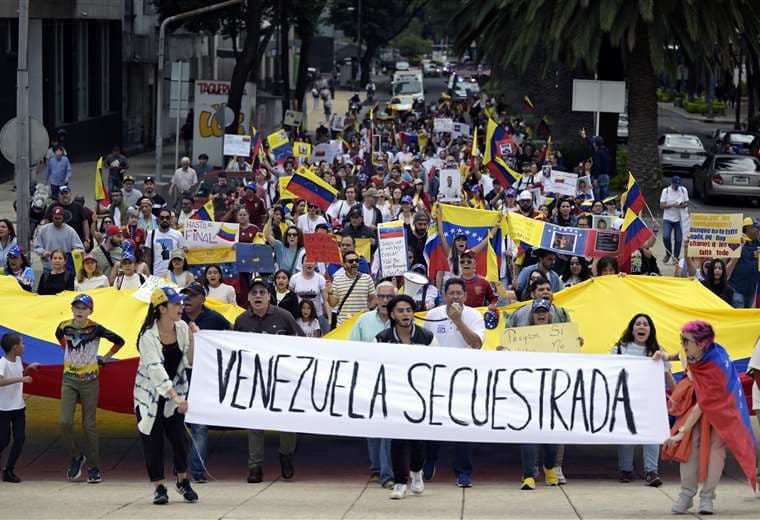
[187,332,670,444]
[311,142,340,164]
[377,220,408,277]
[223,134,251,157]
[433,117,453,133]
[500,323,581,353]
[132,275,177,303]
[183,219,240,249]
[544,170,579,197]
[686,213,743,259]
[452,122,471,139]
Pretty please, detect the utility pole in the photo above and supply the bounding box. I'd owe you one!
[15,0,31,254]
[356,0,362,90]
[155,0,244,182]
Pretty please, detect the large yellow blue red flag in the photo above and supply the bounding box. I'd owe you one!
[483,118,522,188]
[620,171,646,214]
[286,167,338,212]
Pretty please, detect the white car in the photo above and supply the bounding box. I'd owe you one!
[395,61,409,71]
[658,134,707,174]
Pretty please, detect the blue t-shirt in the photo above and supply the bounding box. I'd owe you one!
[729,239,759,296]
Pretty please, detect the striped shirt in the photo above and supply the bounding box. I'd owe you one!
[331,272,375,326]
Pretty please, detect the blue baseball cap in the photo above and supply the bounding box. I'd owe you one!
[7,245,21,257]
[401,195,413,204]
[121,250,136,262]
[72,294,94,310]
[245,182,257,190]
[150,286,186,306]
[671,176,682,185]
[531,298,551,312]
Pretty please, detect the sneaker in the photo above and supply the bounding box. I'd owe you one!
[520,477,536,490]
[153,484,169,505]
[456,473,472,488]
[663,253,671,263]
[671,492,694,514]
[645,471,662,487]
[191,473,208,484]
[247,466,263,483]
[280,454,294,480]
[66,455,86,481]
[176,478,198,503]
[381,479,395,489]
[544,467,559,486]
[2,468,20,483]
[409,470,424,495]
[555,466,566,485]
[618,470,635,483]
[389,483,407,500]
[87,467,103,484]
[698,496,714,515]
[369,472,380,483]
[422,461,436,481]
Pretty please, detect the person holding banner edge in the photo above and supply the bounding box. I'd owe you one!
[375,294,438,500]
[422,278,485,488]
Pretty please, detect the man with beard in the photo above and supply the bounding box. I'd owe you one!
[405,212,429,268]
[143,209,184,277]
[44,186,91,248]
[91,225,123,278]
[142,176,167,217]
[234,278,304,484]
[515,190,542,218]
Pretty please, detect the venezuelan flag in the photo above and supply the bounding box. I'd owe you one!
[620,171,646,215]
[286,167,337,212]
[522,95,534,113]
[94,157,110,205]
[216,223,238,242]
[194,198,215,221]
[483,118,522,188]
[267,129,293,165]
[250,126,263,165]
[619,209,654,272]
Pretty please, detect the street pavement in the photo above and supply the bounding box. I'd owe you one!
[2,396,759,519]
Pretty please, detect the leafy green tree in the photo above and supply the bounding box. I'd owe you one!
[454,0,760,208]
[391,20,432,59]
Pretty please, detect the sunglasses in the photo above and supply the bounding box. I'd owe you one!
[286,233,298,237]
[345,258,359,264]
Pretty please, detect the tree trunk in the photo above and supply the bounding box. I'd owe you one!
[735,48,743,130]
[626,28,661,215]
[279,0,291,119]
[294,22,314,112]
[597,40,624,178]
[360,40,378,87]
[227,0,264,134]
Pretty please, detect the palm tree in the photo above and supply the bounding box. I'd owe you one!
[454,0,760,210]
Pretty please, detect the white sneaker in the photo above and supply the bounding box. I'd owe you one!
[555,466,566,485]
[409,470,424,495]
[389,483,407,500]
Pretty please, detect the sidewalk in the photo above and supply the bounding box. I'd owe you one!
[658,101,741,126]
[5,396,759,519]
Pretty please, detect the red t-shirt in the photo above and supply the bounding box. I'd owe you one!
[239,224,260,244]
[462,275,498,308]
[243,195,267,228]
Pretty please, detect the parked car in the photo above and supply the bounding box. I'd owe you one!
[719,131,759,155]
[693,154,760,204]
[657,134,708,174]
[616,114,628,143]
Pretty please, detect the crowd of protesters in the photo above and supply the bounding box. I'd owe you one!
[0,81,758,513]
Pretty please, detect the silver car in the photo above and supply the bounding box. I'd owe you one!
[693,154,760,204]
[658,134,707,174]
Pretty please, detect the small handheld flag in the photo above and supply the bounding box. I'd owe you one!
[94,156,110,206]
[286,167,338,212]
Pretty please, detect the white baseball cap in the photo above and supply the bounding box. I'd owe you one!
[517,190,533,201]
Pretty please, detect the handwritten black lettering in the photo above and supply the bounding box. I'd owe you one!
[230,350,250,410]
[288,356,315,413]
[329,360,349,417]
[249,353,273,409]
[508,368,532,430]
[490,369,507,430]
[404,363,429,423]
[429,364,446,426]
[347,361,365,419]
[549,369,571,430]
[590,369,610,433]
[310,359,335,412]
[216,348,237,404]
[610,369,637,434]
[269,354,292,412]
[448,367,471,426]
[570,369,589,432]
[471,369,492,427]
[369,365,387,418]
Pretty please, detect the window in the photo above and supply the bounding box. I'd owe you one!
[715,157,760,172]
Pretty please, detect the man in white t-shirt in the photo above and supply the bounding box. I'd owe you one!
[422,277,485,489]
[297,202,328,233]
[327,185,359,224]
[659,176,689,263]
[289,259,330,331]
[143,208,185,277]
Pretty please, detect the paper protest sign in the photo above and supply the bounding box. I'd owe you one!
[434,118,453,133]
[184,219,240,249]
[303,233,342,264]
[686,213,743,258]
[223,134,251,157]
[438,169,462,202]
[377,221,408,277]
[186,331,670,445]
[500,323,582,353]
[544,171,578,197]
[132,275,177,303]
[284,110,304,127]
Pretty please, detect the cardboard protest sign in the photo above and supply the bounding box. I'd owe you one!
[235,243,275,273]
[686,213,743,258]
[377,221,408,277]
[304,233,342,264]
[132,275,177,303]
[500,322,582,353]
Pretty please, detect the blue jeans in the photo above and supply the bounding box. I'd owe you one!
[189,423,208,479]
[367,437,393,485]
[595,174,610,201]
[732,291,756,309]
[108,175,122,195]
[520,444,558,478]
[662,219,682,258]
[425,441,472,477]
[617,444,659,473]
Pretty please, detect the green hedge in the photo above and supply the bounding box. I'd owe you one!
[683,100,726,115]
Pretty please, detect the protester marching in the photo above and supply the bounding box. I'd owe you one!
[1,73,759,518]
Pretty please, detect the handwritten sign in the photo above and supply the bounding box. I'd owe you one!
[132,275,177,303]
[686,213,743,258]
[500,322,581,353]
[304,233,342,264]
[377,221,408,277]
[184,219,240,249]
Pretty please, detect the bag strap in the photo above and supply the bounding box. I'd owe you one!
[288,247,302,274]
[336,274,362,314]
[99,244,114,268]
[149,230,155,275]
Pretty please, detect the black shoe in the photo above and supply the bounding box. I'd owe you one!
[619,470,635,483]
[66,455,86,481]
[645,471,663,487]
[176,478,198,503]
[153,484,169,505]
[663,253,671,263]
[247,466,263,483]
[87,467,103,484]
[280,454,294,480]
[2,468,20,483]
